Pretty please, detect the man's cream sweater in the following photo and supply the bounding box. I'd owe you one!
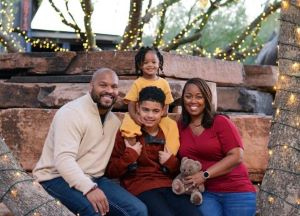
[33,93,121,194]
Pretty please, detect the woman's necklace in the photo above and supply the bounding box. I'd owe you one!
[190,122,204,136]
[191,123,202,127]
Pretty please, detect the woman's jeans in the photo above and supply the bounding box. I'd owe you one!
[198,191,256,216]
[41,176,147,216]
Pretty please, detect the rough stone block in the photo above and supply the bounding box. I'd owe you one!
[0,79,217,111]
[244,65,279,90]
[230,114,271,182]
[0,52,244,86]
[0,52,76,74]
[217,87,274,115]
[66,51,136,75]
[163,52,245,85]
[0,109,56,171]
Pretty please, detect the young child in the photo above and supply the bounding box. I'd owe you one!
[120,46,179,156]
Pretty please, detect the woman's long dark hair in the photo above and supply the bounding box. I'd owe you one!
[180,78,216,129]
[135,46,164,76]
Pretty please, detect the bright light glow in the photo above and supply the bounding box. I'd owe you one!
[31,0,269,36]
[31,0,130,35]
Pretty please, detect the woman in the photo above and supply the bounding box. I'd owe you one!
[178,78,256,216]
[106,86,200,216]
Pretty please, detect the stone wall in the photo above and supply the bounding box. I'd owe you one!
[0,51,278,182]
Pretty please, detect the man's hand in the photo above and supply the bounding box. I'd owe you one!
[158,147,172,165]
[125,140,142,156]
[86,187,109,215]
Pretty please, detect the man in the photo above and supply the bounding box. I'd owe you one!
[33,68,147,216]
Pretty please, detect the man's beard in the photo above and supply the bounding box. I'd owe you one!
[91,90,116,110]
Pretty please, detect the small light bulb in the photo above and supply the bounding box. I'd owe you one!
[10,189,17,197]
[289,94,296,103]
[281,0,289,10]
[268,196,275,204]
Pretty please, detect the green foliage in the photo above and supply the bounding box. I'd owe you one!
[141,0,280,64]
[197,2,248,53]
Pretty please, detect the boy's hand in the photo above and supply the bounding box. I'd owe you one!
[158,147,172,165]
[125,140,142,156]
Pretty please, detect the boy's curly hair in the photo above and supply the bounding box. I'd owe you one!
[139,86,166,107]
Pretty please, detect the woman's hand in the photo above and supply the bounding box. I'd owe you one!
[184,171,206,187]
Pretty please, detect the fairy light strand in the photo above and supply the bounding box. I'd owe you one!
[262,1,300,211]
[23,198,57,216]
[259,188,300,209]
[0,178,33,202]
[0,138,66,214]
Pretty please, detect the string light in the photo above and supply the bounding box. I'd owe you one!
[199,0,209,8]
[268,149,273,156]
[292,62,300,71]
[0,139,68,215]
[289,94,296,104]
[295,26,300,43]
[259,1,300,212]
[268,196,275,204]
[281,0,290,10]
[10,189,18,198]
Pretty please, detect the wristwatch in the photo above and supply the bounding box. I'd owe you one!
[203,171,210,179]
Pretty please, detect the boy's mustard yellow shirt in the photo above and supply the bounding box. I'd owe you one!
[124,77,174,104]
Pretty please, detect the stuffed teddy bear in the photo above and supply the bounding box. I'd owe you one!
[172,157,205,205]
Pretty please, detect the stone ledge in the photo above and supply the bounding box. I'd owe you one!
[217,87,274,115]
[244,65,278,90]
[0,80,217,111]
[0,51,244,85]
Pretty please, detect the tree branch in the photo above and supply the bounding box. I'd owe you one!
[162,0,232,51]
[48,0,83,39]
[0,32,22,52]
[141,0,181,24]
[166,31,202,51]
[154,5,167,47]
[187,0,199,24]
[13,28,63,51]
[65,0,78,27]
[118,0,143,50]
[81,0,99,51]
[219,1,281,57]
[134,0,153,49]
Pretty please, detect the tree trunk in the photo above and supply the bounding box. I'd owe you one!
[257,1,300,215]
[0,138,74,216]
[118,0,143,50]
[81,0,99,51]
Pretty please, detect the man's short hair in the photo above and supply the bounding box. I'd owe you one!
[138,86,166,107]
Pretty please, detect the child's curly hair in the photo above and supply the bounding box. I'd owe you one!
[135,46,164,76]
